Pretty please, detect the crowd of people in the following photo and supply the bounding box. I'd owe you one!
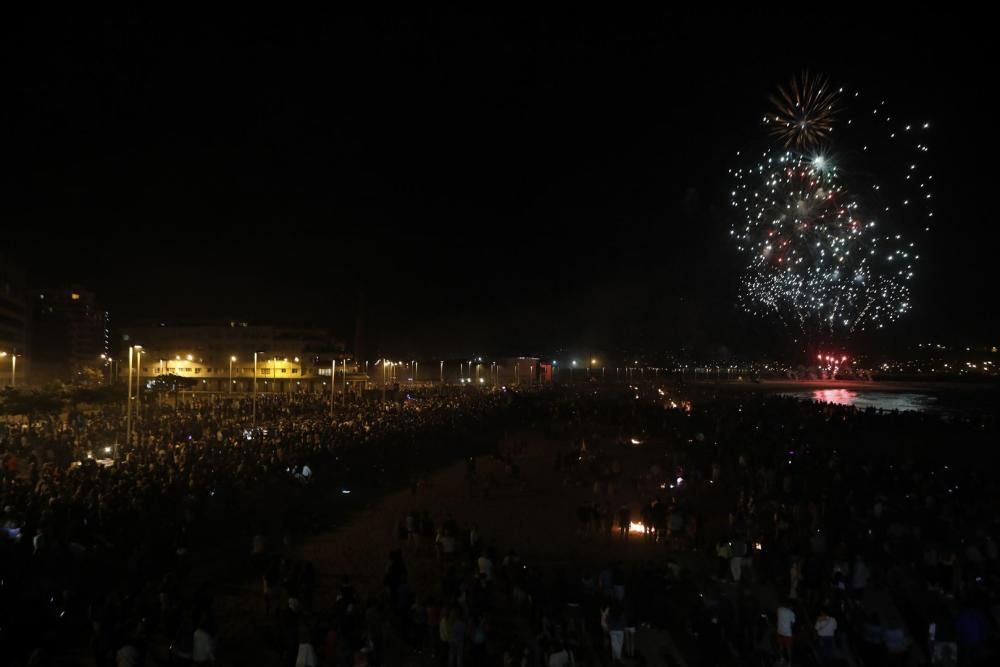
[3,381,999,666]
[548,387,1000,666]
[1,388,539,665]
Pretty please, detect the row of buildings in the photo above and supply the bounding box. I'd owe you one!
[120,321,349,393]
[115,327,545,393]
[2,255,546,391]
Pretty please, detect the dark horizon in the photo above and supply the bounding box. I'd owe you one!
[4,9,994,357]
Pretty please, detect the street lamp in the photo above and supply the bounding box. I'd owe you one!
[229,356,236,394]
[100,353,116,385]
[0,351,20,387]
[379,359,387,402]
[343,358,350,405]
[126,346,135,445]
[135,346,144,410]
[253,351,259,425]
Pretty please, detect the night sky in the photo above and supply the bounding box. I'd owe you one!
[3,10,993,358]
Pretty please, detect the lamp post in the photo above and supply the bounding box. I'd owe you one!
[229,356,236,393]
[1,351,21,388]
[126,346,134,446]
[343,358,349,405]
[253,351,258,426]
[380,359,386,402]
[440,360,444,385]
[100,353,113,385]
[135,347,143,414]
[0,352,19,388]
[330,358,335,416]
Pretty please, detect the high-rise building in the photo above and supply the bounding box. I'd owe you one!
[0,255,29,386]
[31,287,109,383]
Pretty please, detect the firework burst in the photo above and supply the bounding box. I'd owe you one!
[765,72,841,149]
[732,80,930,343]
[732,151,912,335]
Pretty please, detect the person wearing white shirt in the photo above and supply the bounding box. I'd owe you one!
[548,644,572,667]
[295,641,318,667]
[193,626,216,664]
[477,554,493,581]
[776,603,796,664]
[441,532,456,557]
[815,609,837,664]
[116,642,140,667]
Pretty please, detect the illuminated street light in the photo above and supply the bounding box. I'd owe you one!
[252,351,264,425]
[0,351,12,388]
[134,345,144,416]
[100,353,117,385]
[126,346,136,444]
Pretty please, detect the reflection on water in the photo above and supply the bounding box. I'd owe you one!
[785,389,939,412]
